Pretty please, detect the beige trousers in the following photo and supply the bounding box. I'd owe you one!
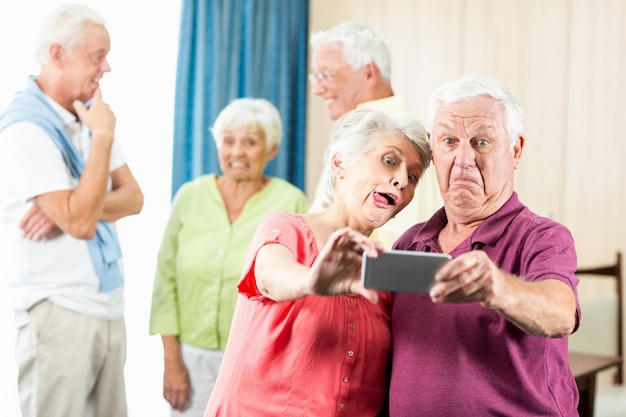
[16,300,127,417]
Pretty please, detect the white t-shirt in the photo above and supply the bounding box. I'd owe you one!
[0,97,126,328]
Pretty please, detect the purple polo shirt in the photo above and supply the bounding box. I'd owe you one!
[389,192,580,417]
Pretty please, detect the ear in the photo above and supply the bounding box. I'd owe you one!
[330,154,345,180]
[512,134,524,169]
[49,43,65,68]
[363,62,380,82]
[266,144,279,161]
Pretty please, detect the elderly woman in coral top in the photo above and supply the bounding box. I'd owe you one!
[203,108,431,417]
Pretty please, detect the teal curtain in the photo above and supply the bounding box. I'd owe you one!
[171,0,309,197]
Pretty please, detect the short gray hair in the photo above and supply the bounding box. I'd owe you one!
[210,98,282,151]
[310,22,392,83]
[427,74,523,152]
[321,108,431,208]
[36,4,106,66]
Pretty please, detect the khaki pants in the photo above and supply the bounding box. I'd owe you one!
[16,300,127,417]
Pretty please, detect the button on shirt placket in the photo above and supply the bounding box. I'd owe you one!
[211,224,230,344]
[211,246,226,318]
[337,296,358,415]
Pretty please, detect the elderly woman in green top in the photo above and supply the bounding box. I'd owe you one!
[149,98,309,416]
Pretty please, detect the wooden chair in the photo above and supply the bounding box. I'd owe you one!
[574,251,623,385]
[569,252,623,417]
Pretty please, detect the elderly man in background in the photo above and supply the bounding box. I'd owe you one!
[307,21,441,248]
[389,74,580,416]
[0,5,143,417]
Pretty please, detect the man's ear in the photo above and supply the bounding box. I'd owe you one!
[363,62,380,82]
[49,43,65,67]
[512,134,524,169]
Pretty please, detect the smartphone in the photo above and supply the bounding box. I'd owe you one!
[361,250,452,293]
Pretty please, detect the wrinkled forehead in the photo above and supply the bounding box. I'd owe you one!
[433,98,505,133]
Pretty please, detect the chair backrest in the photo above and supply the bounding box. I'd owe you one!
[575,251,623,384]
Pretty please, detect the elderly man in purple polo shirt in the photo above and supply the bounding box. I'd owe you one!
[389,74,580,416]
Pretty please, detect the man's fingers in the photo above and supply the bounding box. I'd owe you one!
[18,204,38,228]
[73,87,102,120]
[92,87,103,102]
[73,99,86,120]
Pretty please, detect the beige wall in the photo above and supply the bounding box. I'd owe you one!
[307,0,626,265]
[307,0,626,365]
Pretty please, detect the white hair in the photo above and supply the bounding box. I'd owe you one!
[427,74,523,152]
[310,22,392,83]
[35,4,106,66]
[210,98,282,151]
[321,108,431,208]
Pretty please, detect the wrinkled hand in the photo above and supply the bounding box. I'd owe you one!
[429,250,506,307]
[73,88,116,134]
[163,357,191,412]
[306,227,384,303]
[19,203,63,241]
